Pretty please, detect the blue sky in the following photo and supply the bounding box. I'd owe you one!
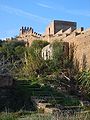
[0,0,90,39]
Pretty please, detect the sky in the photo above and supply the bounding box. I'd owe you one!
[0,0,90,39]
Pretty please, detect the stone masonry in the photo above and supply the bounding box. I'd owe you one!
[17,26,42,46]
[44,20,77,35]
[17,20,90,71]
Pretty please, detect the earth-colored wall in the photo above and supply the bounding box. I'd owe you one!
[43,29,90,71]
[44,20,77,35]
[45,21,54,35]
[17,22,90,71]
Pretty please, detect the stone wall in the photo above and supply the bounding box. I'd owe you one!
[43,28,90,71]
[42,44,53,60]
[45,21,54,35]
[17,21,90,71]
[42,42,69,61]
[44,20,77,35]
[17,26,42,46]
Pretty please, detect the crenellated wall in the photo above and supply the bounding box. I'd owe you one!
[17,26,42,46]
[17,21,90,71]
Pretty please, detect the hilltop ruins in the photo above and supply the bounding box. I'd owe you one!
[17,20,90,71]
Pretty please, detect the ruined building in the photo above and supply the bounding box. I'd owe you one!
[45,20,77,35]
[17,26,42,46]
[17,20,90,71]
[42,42,69,61]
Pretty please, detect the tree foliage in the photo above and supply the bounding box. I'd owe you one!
[31,40,49,49]
[52,41,64,69]
[0,40,25,59]
[21,40,49,78]
[0,39,26,76]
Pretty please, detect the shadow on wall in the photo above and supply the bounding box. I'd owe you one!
[69,43,80,75]
[69,42,88,74]
[74,54,87,73]
[82,54,87,70]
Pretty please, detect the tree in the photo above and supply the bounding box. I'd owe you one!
[52,41,64,70]
[0,40,26,76]
[31,40,49,49]
[0,39,3,47]
[21,40,49,78]
[1,40,25,59]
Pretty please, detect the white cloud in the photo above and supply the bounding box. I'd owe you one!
[67,9,90,17]
[0,4,50,22]
[37,3,54,9]
[37,2,90,17]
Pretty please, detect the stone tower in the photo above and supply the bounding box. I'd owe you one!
[45,20,77,35]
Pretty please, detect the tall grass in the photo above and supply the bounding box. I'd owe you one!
[18,112,90,120]
[0,113,17,120]
[0,112,90,120]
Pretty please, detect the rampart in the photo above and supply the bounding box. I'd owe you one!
[17,20,90,71]
[17,26,42,46]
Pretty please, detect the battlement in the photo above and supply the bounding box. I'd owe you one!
[19,26,42,38]
[17,21,86,46]
[18,21,85,43]
[20,26,34,35]
[17,20,90,71]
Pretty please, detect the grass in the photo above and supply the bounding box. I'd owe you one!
[0,112,90,120]
[18,112,90,120]
[0,113,17,120]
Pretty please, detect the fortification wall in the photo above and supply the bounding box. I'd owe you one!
[44,20,77,35]
[17,23,90,71]
[45,21,54,35]
[17,26,42,46]
[43,29,90,71]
